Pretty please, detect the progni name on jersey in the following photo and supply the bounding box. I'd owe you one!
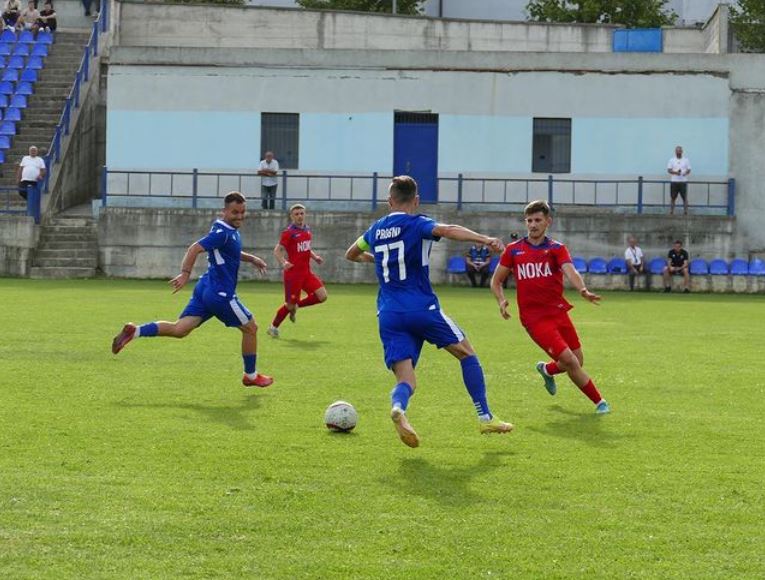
[517,261,553,280]
[376,227,401,240]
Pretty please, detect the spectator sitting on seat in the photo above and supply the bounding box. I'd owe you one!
[37,0,56,31]
[624,236,646,291]
[17,0,39,31]
[662,239,690,293]
[2,0,21,29]
[16,145,46,201]
[465,243,490,287]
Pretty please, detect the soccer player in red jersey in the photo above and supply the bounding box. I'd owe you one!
[490,200,610,414]
[267,204,327,338]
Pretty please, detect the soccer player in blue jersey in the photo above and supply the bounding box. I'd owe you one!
[345,176,513,448]
[111,192,274,388]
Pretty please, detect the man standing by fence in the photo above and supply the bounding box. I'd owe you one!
[667,145,691,215]
[16,146,45,202]
[258,151,279,210]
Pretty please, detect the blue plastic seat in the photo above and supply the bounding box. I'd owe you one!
[31,44,48,57]
[0,81,14,95]
[0,44,10,57]
[0,150,5,163]
[749,259,765,276]
[0,94,8,108]
[26,56,43,70]
[20,68,37,83]
[649,257,666,275]
[4,107,20,121]
[36,31,53,45]
[708,259,729,275]
[572,256,587,273]
[446,256,467,275]
[607,257,627,274]
[588,257,608,274]
[488,255,500,274]
[689,258,708,275]
[15,81,33,96]
[0,135,11,149]
[0,29,16,43]
[10,94,26,108]
[729,258,749,275]
[18,30,34,44]
[7,56,24,70]
[2,69,18,82]
[0,121,15,135]
[12,44,29,57]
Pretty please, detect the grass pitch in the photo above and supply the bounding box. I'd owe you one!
[1,278,763,578]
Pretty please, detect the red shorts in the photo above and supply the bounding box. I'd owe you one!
[284,270,323,304]
[524,313,581,360]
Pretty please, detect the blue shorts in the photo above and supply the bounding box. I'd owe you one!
[180,283,252,328]
[378,308,466,369]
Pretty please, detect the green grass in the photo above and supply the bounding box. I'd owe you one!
[1,278,763,578]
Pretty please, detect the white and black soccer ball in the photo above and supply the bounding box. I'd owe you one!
[324,401,358,432]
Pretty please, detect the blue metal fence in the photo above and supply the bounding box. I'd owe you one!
[100,167,736,216]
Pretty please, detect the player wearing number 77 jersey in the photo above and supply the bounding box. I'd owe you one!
[345,175,513,448]
[490,200,610,414]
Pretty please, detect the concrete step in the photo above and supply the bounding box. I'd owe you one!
[37,240,96,250]
[30,266,96,279]
[40,232,97,243]
[36,248,98,260]
[33,256,98,268]
[48,217,95,227]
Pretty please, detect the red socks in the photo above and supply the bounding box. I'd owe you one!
[578,379,603,405]
[297,293,321,308]
[272,305,289,328]
[545,361,562,375]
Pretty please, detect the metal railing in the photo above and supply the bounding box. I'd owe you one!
[1,184,40,222]
[100,167,736,216]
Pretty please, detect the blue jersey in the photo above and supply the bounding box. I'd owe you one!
[361,212,441,312]
[468,245,490,262]
[196,219,242,297]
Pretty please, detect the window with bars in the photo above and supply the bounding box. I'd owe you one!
[532,118,571,174]
[261,113,299,169]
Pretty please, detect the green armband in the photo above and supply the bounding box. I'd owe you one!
[356,237,370,251]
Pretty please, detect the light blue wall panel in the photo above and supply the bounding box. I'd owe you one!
[299,113,393,172]
[107,111,261,169]
[572,118,729,175]
[439,115,532,173]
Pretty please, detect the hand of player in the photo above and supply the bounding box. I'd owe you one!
[314,254,324,265]
[580,288,601,304]
[499,299,512,320]
[169,272,190,294]
[282,261,293,271]
[485,237,504,253]
[252,256,268,275]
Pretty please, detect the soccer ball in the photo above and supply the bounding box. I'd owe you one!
[324,401,358,432]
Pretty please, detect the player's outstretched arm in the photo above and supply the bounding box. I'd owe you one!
[170,242,206,293]
[345,237,374,263]
[432,224,503,253]
[561,263,601,304]
[241,252,268,275]
[491,264,513,320]
[273,243,293,270]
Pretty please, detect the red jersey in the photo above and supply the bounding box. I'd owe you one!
[499,236,573,326]
[279,224,313,272]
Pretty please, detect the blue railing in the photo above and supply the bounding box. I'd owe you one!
[1,184,40,222]
[100,167,736,216]
[41,0,110,201]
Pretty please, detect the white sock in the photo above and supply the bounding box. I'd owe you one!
[134,325,141,338]
[478,413,492,422]
[245,372,258,380]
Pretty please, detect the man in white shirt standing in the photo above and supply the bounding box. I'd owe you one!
[257,150,279,210]
[624,236,646,291]
[667,145,691,215]
[16,145,46,201]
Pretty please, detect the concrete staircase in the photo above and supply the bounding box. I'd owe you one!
[30,204,98,278]
[1,30,91,210]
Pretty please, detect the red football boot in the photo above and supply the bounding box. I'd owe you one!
[242,373,274,388]
[112,323,137,354]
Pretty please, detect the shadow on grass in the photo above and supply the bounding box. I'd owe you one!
[280,338,331,350]
[525,404,626,448]
[389,450,513,507]
[115,395,264,431]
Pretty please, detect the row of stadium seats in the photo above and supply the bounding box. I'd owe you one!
[0,44,49,59]
[446,256,765,276]
[0,29,54,45]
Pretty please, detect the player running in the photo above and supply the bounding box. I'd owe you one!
[111,192,274,388]
[267,203,327,338]
[490,200,610,414]
[345,176,513,448]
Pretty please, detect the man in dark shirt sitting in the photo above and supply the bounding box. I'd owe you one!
[465,243,491,287]
[662,239,690,293]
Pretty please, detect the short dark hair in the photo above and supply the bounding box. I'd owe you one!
[224,192,246,205]
[674,240,682,245]
[389,176,418,204]
[524,200,551,216]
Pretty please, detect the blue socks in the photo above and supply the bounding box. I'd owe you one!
[138,322,159,337]
[243,354,257,375]
[461,355,491,418]
[391,382,413,412]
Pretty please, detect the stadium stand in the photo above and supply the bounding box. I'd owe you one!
[689,258,709,275]
[588,257,608,274]
[446,256,467,275]
[750,258,765,276]
[607,257,627,273]
[649,257,666,275]
[729,258,749,275]
[708,259,729,275]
